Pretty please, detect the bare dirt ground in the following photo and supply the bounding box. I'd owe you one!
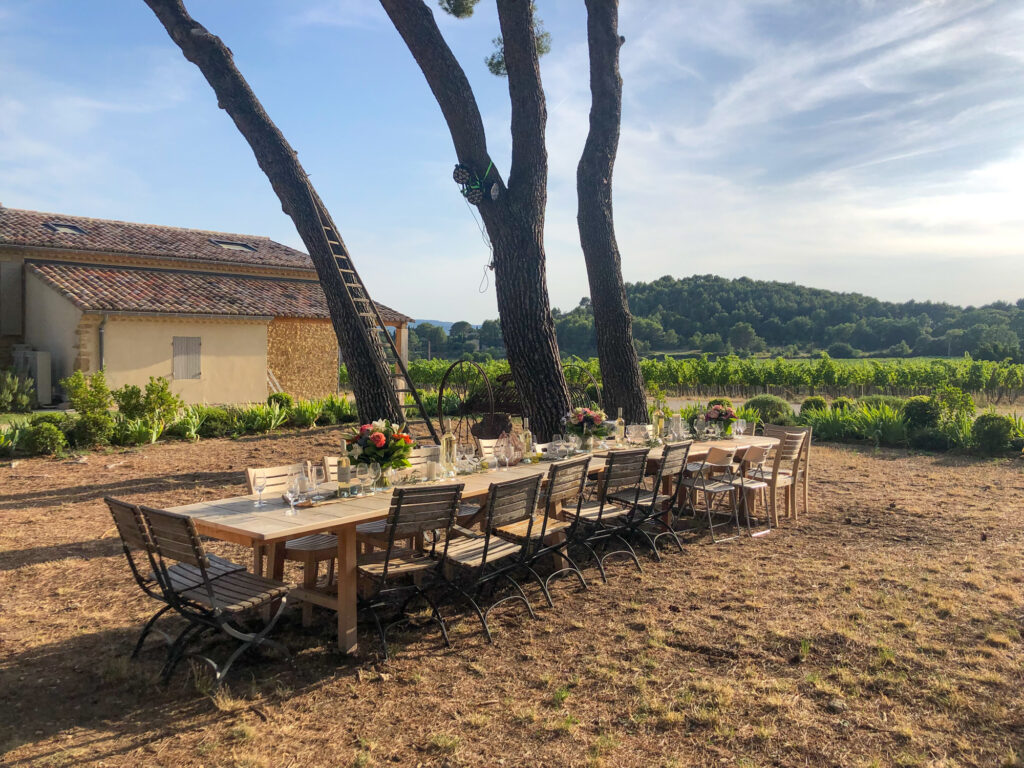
[2,428,1023,768]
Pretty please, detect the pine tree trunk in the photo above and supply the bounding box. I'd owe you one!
[144,0,401,425]
[578,0,648,424]
[380,0,570,439]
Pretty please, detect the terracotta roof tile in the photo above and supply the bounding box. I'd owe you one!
[27,262,413,325]
[0,206,314,270]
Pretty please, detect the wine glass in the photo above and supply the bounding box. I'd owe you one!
[369,462,382,493]
[497,442,510,471]
[284,473,299,516]
[568,434,581,456]
[354,464,368,496]
[253,471,267,507]
[734,419,747,437]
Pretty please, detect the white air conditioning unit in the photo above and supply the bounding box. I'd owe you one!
[13,348,52,406]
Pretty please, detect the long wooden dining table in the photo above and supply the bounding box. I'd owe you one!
[168,435,777,654]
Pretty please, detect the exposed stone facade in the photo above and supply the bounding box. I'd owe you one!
[267,318,339,400]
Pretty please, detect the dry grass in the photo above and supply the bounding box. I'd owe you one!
[1,429,1023,767]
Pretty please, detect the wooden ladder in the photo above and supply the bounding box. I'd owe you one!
[307,187,440,445]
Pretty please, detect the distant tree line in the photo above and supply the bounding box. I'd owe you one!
[411,275,1024,362]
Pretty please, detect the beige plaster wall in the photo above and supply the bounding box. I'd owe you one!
[24,271,83,385]
[267,318,338,400]
[103,316,269,404]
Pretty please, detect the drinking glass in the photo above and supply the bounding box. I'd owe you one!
[310,465,325,501]
[734,419,747,437]
[354,464,369,496]
[284,473,299,516]
[369,462,382,493]
[253,471,267,507]
[568,434,581,455]
[498,443,510,471]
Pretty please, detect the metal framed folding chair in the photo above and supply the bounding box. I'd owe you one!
[679,446,742,542]
[572,448,650,581]
[356,483,464,659]
[493,456,591,607]
[138,505,291,687]
[441,473,543,641]
[609,440,693,559]
[104,497,245,662]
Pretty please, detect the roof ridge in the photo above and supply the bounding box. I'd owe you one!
[1,206,284,244]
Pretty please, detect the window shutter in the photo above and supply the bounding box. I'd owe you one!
[172,336,201,380]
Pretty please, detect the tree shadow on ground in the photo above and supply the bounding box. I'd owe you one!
[0,470,243,511]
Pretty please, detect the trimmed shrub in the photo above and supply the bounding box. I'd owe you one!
[831,397,855,412]
[800,396,827,413]
[903,395,940,430]
[70,412,114,447]
[142,377,183,422]
[112,384,146,419]
[25,422,67,455]
[857,395,906,412]
[31,412,69,429]
[708,397,733,408]
[268,392,294,409]
[198,406,234,438]
[826,342,858,359]
[971,413,1014,455]
[744,394,796,427]
[909,427,948,451]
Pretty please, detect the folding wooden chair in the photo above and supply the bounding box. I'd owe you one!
[609,440,693,559]
[357,483,464,659]
[104,497,244,661]
[494,456,591,607]
[572,448,650,580]
[138,505,290,687]
[441,474,542,641]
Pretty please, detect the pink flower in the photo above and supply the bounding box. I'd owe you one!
[370,432,386,448]
[359,424,372,434]
[592,414,603,425]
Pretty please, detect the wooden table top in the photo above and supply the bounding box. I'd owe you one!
[170,456,606,545]
[171,436,779,546]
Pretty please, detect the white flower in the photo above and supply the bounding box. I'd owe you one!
[350,443,363,459]
[371,419,387,432]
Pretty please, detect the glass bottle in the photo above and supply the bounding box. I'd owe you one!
[336,456,351,498]
[652,405,665,443]
[440,418,457,477]
[614,407,626,444]
[521,417,534,463]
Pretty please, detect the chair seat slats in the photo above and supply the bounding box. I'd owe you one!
[445,535,521,568]
[285,534,338,552]
[178,571,289,612]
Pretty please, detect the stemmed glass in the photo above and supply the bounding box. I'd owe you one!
[253,471,267,507]
[496,443,510,471]
[568,434,581,456]
[734,419,747,438]
[369,462,382,493]
[284,473,299,516]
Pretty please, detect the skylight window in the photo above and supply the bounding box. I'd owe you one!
[44,222,86,235]
[209,238,256,252]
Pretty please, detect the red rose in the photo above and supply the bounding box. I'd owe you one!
[359,424,372,434]
[370,432,386,448]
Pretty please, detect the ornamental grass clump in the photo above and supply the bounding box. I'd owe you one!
[289,398,323,428]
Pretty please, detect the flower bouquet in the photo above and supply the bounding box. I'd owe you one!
[345,420,414,470]
[704,404,737,437]
[564,407,611,450]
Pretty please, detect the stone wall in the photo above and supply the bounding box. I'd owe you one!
[267,318,339,400]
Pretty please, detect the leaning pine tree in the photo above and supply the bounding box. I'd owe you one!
[379,0,571,439]
[144,0,402,425]
[576,0,648,423]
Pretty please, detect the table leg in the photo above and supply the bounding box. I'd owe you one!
[336,525,359,655]
[252,544,264,577]
[660,475,674,527]
[267,541,285,581]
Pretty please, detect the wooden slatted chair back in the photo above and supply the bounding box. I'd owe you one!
[474,437,497,461]
[772,433,805,475]
[540,456,591,510]
[139,506,209,570]
[246,463,307,495]
[386,484,464,543]
[486,474,543,531]
[322,456,343,482]
[105,497,152,552]
[602,448,650,493]
[658,441,693,483]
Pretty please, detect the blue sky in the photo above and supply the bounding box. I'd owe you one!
[2,0,1023,323]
